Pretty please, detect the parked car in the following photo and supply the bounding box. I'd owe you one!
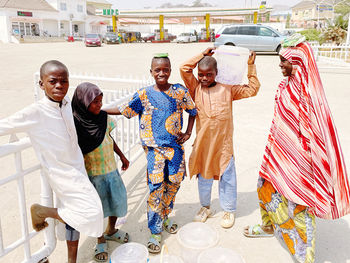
[104,32,119,44]
[177,33,197,43]
[168,33,177,41]
[214,24,286,53]
[142,33,177,42]
[143,33,155,42]
[84,33,102,47]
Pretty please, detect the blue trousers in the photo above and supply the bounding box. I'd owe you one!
[197,157,237,213]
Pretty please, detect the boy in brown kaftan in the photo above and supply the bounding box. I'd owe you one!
[180,47,260,228]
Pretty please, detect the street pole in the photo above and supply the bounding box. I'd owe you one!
[347,14,350,45]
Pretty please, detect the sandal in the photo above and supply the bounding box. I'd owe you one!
[94,242,108,262]
[147,234,161,254]
[243,224,274,238]
[163,218,178,234]
[104,229,129,244]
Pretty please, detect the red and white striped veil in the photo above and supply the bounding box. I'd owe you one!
[260,42,350,219]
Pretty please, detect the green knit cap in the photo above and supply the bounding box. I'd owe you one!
[153,53,169,58]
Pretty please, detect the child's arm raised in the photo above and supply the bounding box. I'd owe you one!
[180,48,215,99]
[112,137,130,171]
[231,51,260,101]
[176,115,195,144]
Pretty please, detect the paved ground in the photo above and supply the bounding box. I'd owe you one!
[0,42,349,263]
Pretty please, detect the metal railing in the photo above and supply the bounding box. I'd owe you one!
[311,43,350,66]
[0,135,55,263]
[0,73,152,262]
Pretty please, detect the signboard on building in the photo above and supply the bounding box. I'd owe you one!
[316,5,333,12]
[96,9,119,16]
[17,11,33,17]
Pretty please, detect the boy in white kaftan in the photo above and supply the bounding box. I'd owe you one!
[0,60,103,263]
[0,96,103,236]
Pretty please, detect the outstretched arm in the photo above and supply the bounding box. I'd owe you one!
[104,107,121,115]
[104,92,142,118]
[0,106,38,136]
[176,115,196,144]
[231,51,260,100]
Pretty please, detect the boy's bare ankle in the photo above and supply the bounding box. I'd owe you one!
[98,236,106,243]
[105,228,118,236]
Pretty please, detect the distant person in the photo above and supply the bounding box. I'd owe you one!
[105,53,197,253]
[244,34,350,263]
[72,82,130,262]
[194,30,198,42]
[180,47,260,228]
[0,61,104,263]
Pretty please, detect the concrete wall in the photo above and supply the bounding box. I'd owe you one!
[43,20,59,36]
[0,13,10,43]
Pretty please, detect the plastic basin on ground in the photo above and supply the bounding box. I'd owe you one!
[109,242,148,263]
[176,222,219,263]
[197,247,245,263]
[150,254,185,263]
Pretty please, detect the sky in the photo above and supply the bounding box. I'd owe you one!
[109,0,302,10]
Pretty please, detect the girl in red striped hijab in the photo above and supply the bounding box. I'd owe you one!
[244,35,350,263]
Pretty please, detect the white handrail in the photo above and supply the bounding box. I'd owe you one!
[311,43,350,66]
[0,136,55,263]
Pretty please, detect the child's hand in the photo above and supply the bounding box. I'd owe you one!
[120,156,130,171]
[247,51,256,65]
[202,47,216,57]
[176,132,191,144]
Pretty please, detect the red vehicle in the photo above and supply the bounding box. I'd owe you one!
[142,33,155,42]
[84,33,101,47]
[168,33,177,41]
[143,33,177,42]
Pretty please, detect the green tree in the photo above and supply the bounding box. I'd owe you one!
[286,14,291,28]
[321,24,347,45]
[335,0,350,17]
[266,12,270,22]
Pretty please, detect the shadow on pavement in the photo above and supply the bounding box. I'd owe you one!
[316,217,350,262]
[77,164,148,263]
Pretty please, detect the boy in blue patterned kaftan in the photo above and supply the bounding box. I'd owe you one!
[105,54,197,254]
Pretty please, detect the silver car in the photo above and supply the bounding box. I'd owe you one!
[177,33,197,43]
[214,24,285,53]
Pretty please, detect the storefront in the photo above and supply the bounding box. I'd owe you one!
[11,12,41,36]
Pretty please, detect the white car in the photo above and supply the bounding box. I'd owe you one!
[177,33,197,43]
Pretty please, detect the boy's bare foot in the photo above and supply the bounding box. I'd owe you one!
[95,237,108,262]
[31,204,49,231]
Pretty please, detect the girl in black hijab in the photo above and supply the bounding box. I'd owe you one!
[71,82,107,154]
[72,82,130,262]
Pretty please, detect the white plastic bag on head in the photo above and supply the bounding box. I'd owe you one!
[213,45,250,85]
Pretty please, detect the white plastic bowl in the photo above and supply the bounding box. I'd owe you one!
[214,45,250,85]
[109,242,149,263]
[197,247,245,263]
[176,222,219,263]
[150,254,185,263]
